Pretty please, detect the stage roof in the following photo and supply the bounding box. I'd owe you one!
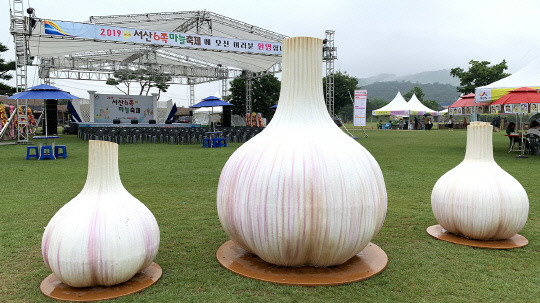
[25,10,288,83]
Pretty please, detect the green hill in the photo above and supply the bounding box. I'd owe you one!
[361,81,460,106]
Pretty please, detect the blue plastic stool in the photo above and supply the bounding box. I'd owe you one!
[55,145,67,159]
[26,146,39,160]
[213,138,227,148]
[40,145,55,160]
[212,138,222,148]
[202,138,212,148]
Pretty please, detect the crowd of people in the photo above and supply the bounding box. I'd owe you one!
[377,116,433,130]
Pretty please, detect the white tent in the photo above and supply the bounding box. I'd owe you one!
[372,92,410,116]
[407,94,440,115]
[476,59,540,102]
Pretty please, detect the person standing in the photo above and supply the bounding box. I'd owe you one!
[404,117,409,130]
[463,117,467,129]
[448,115,455,131]
[414,117,419,130]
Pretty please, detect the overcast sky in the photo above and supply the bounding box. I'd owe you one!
[2,0,540,106]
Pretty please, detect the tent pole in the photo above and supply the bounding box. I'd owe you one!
[517,113,527,158]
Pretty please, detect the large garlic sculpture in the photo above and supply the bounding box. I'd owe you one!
[217,37,387,267]
[431,122,529,240]
[42,140,160,287]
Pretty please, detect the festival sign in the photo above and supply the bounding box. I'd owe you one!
[43,20,282,55]
[94,94,154,123]
[353,90,367,126]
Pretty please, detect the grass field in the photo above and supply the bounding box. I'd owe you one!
[0,126,538,302]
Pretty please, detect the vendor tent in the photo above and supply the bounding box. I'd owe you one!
[372,92,410,116]
[476,59,540,102]
[491,87,540,114]
[448,93,490,115]
[407,94,440,116]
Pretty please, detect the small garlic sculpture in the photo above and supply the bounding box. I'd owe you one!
[42,140,160,287]
[217,37,387,267]
[431,122,529,240]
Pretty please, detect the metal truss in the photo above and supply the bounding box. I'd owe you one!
[323,30,337,118]
[89,10,287,41]
[10,6,288,120]
[37,56,239,81]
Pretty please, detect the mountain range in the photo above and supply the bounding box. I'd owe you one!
[357,69,461,106]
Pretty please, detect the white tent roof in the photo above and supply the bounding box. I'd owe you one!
[476,59,540,102]
[372,92,410,116]
[25,11,286,85]
[407,94,438,114]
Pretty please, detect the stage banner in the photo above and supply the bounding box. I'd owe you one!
[43,20,282,55]
[354,90,367,126]
[94,94,154,123]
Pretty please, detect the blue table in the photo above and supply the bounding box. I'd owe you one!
[33,136,60,159]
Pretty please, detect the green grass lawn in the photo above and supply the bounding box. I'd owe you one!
[0,127,538,302]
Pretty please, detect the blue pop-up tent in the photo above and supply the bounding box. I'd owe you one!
[7,84,80,136]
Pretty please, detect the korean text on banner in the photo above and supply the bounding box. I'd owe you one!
[354,90,367,126]
[43,20,282,55]
[94,94,154,123]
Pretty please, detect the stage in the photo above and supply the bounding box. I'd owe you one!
[76,122,200,128]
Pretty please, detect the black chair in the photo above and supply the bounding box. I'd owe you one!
[131,119,138,124]
[149,119,156,124]
[526,134,540,156]
[113,119,121,124]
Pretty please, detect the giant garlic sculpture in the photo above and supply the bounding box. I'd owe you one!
[217,37,387,267]
[431,122,529,240]
[42,140,160,287]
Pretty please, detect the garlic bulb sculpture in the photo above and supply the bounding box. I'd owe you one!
[431,122,529,240]
[217,37,387,267]
[42,140,160,287]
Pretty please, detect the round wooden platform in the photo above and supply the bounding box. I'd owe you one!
[426,225,528,249]
[40,262,162,302]
[216,240,387,286]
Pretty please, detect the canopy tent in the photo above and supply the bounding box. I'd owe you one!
[7,84,80,100]
[491,87,540,115]
[407,94,440,116]
[372,92,410,116]
[448,93,490,116]
[8,84,80,137]
[190,96,233,129]
[476,59,540,102]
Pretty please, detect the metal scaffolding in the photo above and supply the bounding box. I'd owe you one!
[8,5,338,127]
[9,0,30,142]
[244,71,253,116]
[323,30,337,118]
[9,7,286,104]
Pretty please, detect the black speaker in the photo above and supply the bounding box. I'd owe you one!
[149,119,156,124]
[165,120,173,124]
[44,99,58,135]
[131,119,138,124]
[113,119,121,124]
[222,106,232,127]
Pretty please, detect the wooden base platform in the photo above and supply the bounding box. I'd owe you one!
[216,240,387,286]
[40,262,162,302]
[426,225,528,249]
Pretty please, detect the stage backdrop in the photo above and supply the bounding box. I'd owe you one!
[89,92,157,123]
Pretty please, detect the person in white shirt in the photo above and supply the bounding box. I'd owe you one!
[527,121,540,137]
